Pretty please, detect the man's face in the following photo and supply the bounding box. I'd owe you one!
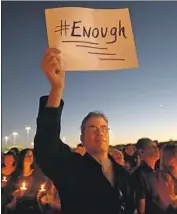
[142,142,160,161]
[126,145,135,156]
[81,117,110,155]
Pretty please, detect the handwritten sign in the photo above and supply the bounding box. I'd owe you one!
[45,7,138,71]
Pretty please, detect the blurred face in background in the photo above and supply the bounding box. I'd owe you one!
[4,155,15,167]
[162,153,177,180]
[126,145,135,156]
[140,142,159,162]
[110,150,124,166]
[24,150,34,166]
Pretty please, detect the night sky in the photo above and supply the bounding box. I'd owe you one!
[2,1,177,148]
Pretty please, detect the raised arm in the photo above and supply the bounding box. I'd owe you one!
[34,48,74,183]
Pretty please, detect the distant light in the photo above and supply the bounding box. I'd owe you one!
[25,127,31,131]
[4,136,9,141]
[4,150,8,154]
[12,132,18,136]
[31,142,34,146]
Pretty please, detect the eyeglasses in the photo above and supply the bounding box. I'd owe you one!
[87,126,110,134]
[145,145,158,151]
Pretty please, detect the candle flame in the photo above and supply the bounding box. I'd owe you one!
[2,176,7,182]
[39,183,46,192]
[20,182,27,190]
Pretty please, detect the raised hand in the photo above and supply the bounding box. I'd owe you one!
[41,48,65,90]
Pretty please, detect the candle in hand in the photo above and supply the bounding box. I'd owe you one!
[2,176,7,182]
[20,182,27,191]
[39,184,46,192]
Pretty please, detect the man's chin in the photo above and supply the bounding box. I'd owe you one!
[96,147,109,154]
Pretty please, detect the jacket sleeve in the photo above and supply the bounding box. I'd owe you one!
[34,96,74,184]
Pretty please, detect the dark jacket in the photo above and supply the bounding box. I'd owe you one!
[34,96,134,214]
[131,161,155,214]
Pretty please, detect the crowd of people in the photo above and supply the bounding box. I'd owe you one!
[2,140,177,214]
[2,148,61,214]
[2,47,177,214]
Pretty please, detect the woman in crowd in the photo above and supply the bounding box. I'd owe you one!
[3,148,61,214]
[109,148,125,166]
[2,152,18,191]
[2,149,48,214]
[145,143,177,214]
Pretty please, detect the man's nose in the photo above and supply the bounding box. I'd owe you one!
[97,129,104,136]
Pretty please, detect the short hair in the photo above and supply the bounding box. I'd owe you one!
[2,151,17,167]
[161,143,177,167]
[136,138,155,150]
[126,144,132,148]
[77,143,83,147]
[80,111,108,135]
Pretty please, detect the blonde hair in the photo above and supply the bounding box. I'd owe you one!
[109,148,123,157]
[160,143,177,170]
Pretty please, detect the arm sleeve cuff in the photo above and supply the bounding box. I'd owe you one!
[37,96,64,123]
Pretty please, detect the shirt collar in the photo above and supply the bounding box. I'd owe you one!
[141,161,155,172]
[84,152,114,167]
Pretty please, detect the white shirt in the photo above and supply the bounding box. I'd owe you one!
[101,158,115,187]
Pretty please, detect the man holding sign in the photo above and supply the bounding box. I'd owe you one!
[34,47,134,214]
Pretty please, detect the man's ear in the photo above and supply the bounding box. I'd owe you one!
[137,149,144,157]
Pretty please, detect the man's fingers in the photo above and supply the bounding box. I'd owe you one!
[50,63,61,72]
[43,52,61,68]
[45,56,60,65]
[44,48,61,57]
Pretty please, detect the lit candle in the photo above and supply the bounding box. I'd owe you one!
[20,182,27,191]
[2,176,7,182]
[39,184,46,192]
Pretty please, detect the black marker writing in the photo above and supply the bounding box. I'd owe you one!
[71,21,82,37]
[55,20,70,36]
[62,41,99,45]
[76,45,107,50]
[88,52,116,55]
[107,21,127,44]
[83,27,108,38]
[55,20,127,43]
[99,58,125,61]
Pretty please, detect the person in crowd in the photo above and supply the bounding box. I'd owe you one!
[74,143,85,156]
[131,138,160,214]
[109,148,125,166]
[37,181,61,214]
[123,144,137,169]
[144,143,177,214]
[2,152,17,190]
[155,143,164,170]
[34,48,134,214]
[2,149,49,214]
[9,148,19,157]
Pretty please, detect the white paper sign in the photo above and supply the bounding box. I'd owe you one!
[45,7,139,71]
